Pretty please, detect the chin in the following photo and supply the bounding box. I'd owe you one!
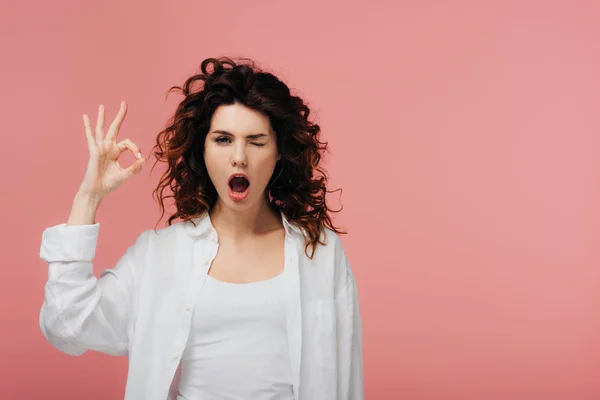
[226,199,254,210]
[220,186,269,211]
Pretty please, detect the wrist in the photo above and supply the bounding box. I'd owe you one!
[74,191,103,207]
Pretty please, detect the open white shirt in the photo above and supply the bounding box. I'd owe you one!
[39,210,363,400]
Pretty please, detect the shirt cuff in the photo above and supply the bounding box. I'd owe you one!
[40,223,100,262]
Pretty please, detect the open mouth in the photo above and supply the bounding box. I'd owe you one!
[228,175,250,193]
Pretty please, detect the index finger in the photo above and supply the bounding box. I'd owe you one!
[105,101,128,141]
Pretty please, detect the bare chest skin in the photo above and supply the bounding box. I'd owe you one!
[207,227,286,284]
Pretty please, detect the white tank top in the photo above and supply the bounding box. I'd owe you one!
[177,271,295,400]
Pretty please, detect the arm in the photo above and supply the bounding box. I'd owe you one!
[39,222,148,356]
[335,242,364,399]
[39,101,147,356]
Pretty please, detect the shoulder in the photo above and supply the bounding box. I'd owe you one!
[316,226,347,265]
[296,226,345,266]
[128,221,183,253]
[306,226,343,253]
[301,227,352,289]
[305,227,358,308]
[322,227,357,297]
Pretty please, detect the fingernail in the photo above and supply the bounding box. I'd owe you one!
[137,152,142,159]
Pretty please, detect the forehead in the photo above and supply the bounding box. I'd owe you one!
[209,103,274,136]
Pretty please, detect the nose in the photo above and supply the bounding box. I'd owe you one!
[231,142,248,167]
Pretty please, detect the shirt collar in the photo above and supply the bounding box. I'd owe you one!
[183,209,304,238]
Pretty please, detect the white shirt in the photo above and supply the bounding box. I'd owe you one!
[39,210,363,400]
[177,273,294,400]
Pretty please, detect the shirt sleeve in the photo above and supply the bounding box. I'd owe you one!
[39,223,148,357]
[335,240,364,399]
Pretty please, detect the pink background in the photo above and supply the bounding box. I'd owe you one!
[1,0,600,398]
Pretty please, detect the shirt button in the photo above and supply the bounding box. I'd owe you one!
[172,352,179,359]
[184,304,192,311]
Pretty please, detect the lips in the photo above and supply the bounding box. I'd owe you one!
[228,172,250,184]
[228,173,250,192]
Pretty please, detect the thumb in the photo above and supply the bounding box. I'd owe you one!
[122,157,146,181]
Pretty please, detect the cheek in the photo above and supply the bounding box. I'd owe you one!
[254,157,278,179]
[203,150,222,182]
[202,151,213,171]
[204,144,226,164]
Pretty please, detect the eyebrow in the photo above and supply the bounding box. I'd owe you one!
[211,130,268,139]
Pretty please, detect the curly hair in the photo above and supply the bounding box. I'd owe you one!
[149,56,346,259]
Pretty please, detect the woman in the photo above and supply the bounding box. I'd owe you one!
[39,57,363,400]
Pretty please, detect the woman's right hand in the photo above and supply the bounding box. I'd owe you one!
[78,101,146,201]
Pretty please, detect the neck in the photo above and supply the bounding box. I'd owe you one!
[209,193,281,241]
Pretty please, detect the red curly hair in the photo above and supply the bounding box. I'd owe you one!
[150,56,346,259]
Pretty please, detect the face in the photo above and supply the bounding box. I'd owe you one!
[204,103,281,211]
